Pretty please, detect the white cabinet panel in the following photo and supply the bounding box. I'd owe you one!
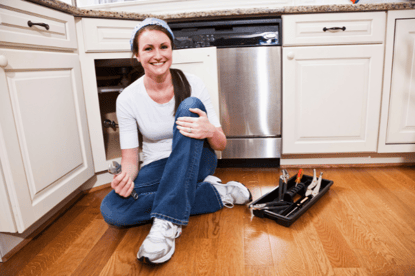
[283,12,385,46]
[81,18,139,52]
[0,48,94,233]
[8,70,84,196]
[385,19,415,144]
[378,10,415,153]
[282,45,384,154]
[0,160,16,233]
[0,0,77,49]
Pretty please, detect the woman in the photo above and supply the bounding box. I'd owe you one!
[100,18,252,265]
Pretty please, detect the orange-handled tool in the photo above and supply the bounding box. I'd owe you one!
[295,169,303,187]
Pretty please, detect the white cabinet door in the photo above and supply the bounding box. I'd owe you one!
[385,19,415,145]
[0,48,94,233]
[172,47,220,119]
[282,44,384,154]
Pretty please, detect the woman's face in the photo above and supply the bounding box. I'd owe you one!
[136,29,173,80]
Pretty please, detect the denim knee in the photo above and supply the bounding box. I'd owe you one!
[176,97,206,118]
[100,192,127,227]
[100,195,115,225]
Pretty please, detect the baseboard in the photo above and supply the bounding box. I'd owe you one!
[281,162,415,169]
[83,183,111,194]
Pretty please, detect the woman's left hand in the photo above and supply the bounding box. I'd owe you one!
[176,108,216,139]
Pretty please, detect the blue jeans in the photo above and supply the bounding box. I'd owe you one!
[100,97,224,226]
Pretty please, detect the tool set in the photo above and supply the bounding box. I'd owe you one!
[248,168,333,227]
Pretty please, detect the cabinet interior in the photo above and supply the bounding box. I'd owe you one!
[94,58,144,160]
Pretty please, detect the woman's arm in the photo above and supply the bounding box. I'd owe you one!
[176,108,227,151]
[111,147,140,197]
[207,127,227,151]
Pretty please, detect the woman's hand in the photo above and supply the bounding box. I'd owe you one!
[111,171,135,198]
[176,108,216,139]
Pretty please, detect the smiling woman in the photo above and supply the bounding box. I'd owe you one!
[99,18,251,265]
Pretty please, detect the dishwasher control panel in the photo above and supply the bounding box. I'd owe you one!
[169,18,281,49]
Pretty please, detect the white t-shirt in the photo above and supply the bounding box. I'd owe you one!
[116,72,221,167]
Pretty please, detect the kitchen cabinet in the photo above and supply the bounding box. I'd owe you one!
[282,12,386,154]
[0,0,93,234]
[378,10,415,153]
[77,18,220,174]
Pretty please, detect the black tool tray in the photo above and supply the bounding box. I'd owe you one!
[249,174,334,227]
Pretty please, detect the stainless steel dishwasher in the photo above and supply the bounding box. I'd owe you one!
[170,18,282,161]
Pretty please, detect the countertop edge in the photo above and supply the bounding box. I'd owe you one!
[23,0,415,21]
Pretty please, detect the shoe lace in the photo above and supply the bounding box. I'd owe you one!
[149,219,170,239]
[149,219,181,239]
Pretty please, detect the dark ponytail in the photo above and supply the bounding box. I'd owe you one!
[171,68,191,116]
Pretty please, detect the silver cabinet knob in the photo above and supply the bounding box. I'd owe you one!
[287,52,295,60]
[0,55,8,67]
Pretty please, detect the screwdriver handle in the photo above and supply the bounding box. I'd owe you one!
[295,169,304,185]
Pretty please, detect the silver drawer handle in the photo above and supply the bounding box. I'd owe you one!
[323,26,346,32]
[28,20,50,30]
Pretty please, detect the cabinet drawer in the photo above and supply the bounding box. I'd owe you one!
[81,18,139,52]
[282,12,386,46]
[0,0,77,50]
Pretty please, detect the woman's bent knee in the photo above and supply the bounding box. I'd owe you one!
[176,97,206,118]
[100,191,126,227]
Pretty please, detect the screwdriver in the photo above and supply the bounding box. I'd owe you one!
[295,168,304,187]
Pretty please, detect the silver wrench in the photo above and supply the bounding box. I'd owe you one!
[108,161,139,200]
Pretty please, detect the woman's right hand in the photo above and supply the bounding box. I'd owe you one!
[111,171,134,198]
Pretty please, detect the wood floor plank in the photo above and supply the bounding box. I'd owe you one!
[71,225,128,276]
[244,265,275,276]
[244,230,273,266]
[16,207,101,276]
[333,268,370,276]
[291,212,335,276]
[45,218,109,276]
[98,225,159,276]
[357,168,415,230]
[192,238,218,276]
[266,220,306,276]
[215,207,245,276]
[343,169,415,265]
[326,172,398,275]
[308,196,361,268]
[0,206,86,276]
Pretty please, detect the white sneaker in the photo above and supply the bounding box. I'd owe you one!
[137,218,182,264]
[204,175,252,208]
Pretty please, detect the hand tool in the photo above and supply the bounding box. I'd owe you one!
[249,201,291,211]
[286,171,324,217]
[108,161,139,200]
[295,169,303,187]
[282,169,289,195]
[305,171,323,198]
[278,175,284,201]
[285,197,308,216]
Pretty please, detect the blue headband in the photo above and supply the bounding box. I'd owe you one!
[130,18,175,51]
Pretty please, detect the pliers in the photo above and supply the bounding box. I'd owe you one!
[305,169,323,198]
[286,170,323,217]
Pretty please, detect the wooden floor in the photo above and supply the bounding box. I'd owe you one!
[1,166,415,276]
